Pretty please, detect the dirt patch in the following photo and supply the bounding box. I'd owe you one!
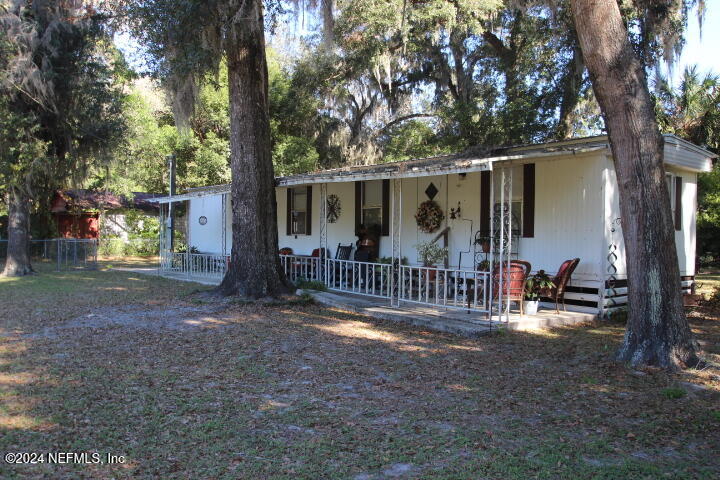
[23,302,235,340]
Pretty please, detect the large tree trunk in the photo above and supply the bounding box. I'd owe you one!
[556,42,585,139]
[2,188,34,277]
[570,0,698,369]
[217,0,291,297]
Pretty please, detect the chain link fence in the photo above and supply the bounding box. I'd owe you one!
[0,239,99,271]
[1,237,159,271]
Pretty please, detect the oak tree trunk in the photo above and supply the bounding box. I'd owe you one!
[2,188,34,277]
[570,0,698,369]
[217,0,291,298]
[556,43,585,139]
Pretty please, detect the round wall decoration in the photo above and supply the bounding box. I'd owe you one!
[326,194,342,223]
[415,200,444,233]
[198,215,208,225]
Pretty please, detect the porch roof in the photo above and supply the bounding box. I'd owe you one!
[149,134,715,203]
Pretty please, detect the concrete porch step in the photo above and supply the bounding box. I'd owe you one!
[305,290,597,338]
[305,290,499,338]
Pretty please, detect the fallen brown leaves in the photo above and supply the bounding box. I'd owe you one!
[0,268,718,478]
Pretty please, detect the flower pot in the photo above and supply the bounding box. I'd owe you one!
[420,267,437,282]
[523,300,539,315]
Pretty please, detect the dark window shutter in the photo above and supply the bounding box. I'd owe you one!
[286,188,292,235]
[523,163,535,238]
[675,176,682,230]
[355,181,362,232]
[381,179,390,236]
[480,171,491,235]
[306,185,313,235]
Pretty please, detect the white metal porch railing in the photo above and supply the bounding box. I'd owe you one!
[398,265,492,313]
[279,254,322,282]
[325,258,393,299]
[160,252,229,279]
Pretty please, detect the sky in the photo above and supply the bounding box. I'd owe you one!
[664,3,720,83]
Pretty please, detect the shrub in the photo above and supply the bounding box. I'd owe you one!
[295,278,326,291]
[662,387,687,399]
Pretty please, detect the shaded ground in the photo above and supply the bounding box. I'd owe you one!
[696,271,720,298]
[1,266,718,479]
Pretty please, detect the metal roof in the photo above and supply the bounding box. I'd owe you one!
[149,134,715,203]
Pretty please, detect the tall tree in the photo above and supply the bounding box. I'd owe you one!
[123,0,291,297]
[570,0,698,369]
[0,0,125,276]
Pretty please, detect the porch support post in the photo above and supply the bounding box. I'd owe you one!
[159,203,166,272]
[488,164,495,321]
[319,183,328,283]
[504,166,513,322]
[221,193,228,257]
[391,178,402,306]
[495,165,513,323]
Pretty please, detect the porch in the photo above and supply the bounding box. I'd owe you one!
[306,290,597,337]
[152,253,596,335]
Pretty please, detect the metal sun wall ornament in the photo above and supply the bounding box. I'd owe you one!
[449,201,461,219]
[198,216,208,225]
[326,194,341,223]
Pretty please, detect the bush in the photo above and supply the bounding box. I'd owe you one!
[608,306,628,322]
[295,278,327,291]
[662,387,687,399]
[98,238,159,257]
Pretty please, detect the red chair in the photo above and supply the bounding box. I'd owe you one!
[492,260,532,315]
[311,248,328,259]
[543,258,580,313]
[279,247,293,255]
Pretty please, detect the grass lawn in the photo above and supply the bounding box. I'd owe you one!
[0,265,718,479]
[696,271,720,298]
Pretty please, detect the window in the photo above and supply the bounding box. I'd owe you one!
[666,173,675,217]
[492,166,525,237]
[666,174,682,231]
[493,201,523,237]
[287,186,312,235]
[362,180,383,230]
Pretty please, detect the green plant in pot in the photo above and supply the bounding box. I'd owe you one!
[415,242,448,281]
[523,270,555,315]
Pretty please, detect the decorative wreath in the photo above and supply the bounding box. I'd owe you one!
[415,200,444,233]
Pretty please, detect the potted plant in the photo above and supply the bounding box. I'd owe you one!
[415,242,448,281]
[523,270,555,315]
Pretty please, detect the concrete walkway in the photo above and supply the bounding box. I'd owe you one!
[110,266,222,286]
[306,290,597,338]
[109,266,597,337]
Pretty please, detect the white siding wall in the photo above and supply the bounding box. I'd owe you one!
[188,151,698,287]
[187,194,224,254]
[602,159,698,278]
[522,156,604,282]
[274,154,607,282]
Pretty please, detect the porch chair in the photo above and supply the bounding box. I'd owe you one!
[311,248,329,281]
[335,243,353,260]
[311,248,329,259]
[331,243,354,288]
[492,260,532,315]
[542,258,580,313]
